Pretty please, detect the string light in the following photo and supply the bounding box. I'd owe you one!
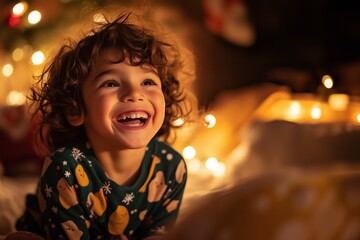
[212,162,226,177]
[322,75,334,89]
[31,51,45,65]
[8,15,21,28]
[287,101,301,119]
[93,13,106,23]
[205,157,218,171]
[12,48,24,62]
[12,2,28,16]
[7,91,26,105]
[328,94,349,111]
[28,10,42,25]
[204,114,216,128]
[310,106,322,119]
[182,146,196,159]
[2,64,14,77]
[172,117,185,126]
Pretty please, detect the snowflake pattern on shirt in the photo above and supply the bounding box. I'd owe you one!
[36,138,187,240]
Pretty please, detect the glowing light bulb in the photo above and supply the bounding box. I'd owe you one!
[182,146,196,159]
[213,162,226,177]
[7,91,26,105]
[93,13,106,23]
[8,15,21,27]
[287,101,301,119]
[357,113,360,123]
[328,94,349,111]
[13,2,28,16]
[28,10,41,24]
[205,157,218,171]
[204,114,216,128]
[2,64,14,77]
[172,118,184,126]
[290,102,300,114]
[311,106,321,119]
[322,75,333,89]
[31,51,45,65]
[12,48,24,61]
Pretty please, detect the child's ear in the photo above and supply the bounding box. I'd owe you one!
[67,113,85,126]
[66,109,85,127]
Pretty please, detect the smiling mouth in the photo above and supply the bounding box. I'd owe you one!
[116,111,149,127]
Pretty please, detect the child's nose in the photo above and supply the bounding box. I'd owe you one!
[120,86,144,102]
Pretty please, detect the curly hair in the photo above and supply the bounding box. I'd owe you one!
[29,11,194,152]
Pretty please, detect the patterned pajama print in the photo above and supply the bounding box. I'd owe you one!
[20,138,187,240]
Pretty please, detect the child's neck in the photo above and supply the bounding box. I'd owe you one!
[94,147,146,186]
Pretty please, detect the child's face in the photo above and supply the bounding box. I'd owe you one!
[79,48,165,151]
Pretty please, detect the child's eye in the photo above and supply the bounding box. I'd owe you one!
[142,79,157,86]
[100,80,119,88]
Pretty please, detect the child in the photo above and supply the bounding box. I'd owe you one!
[16,10,194,240]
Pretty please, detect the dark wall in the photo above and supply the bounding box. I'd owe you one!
[156,0,360,106]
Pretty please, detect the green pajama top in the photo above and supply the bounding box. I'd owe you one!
[37,138,187,240]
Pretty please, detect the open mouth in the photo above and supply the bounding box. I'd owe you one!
[116,111,149,127]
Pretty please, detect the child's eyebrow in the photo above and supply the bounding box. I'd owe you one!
[142,66,159,76]
[92,67,159,83]
[93,69,115,82]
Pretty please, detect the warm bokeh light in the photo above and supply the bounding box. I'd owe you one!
[2,64,14,77]
[8,15,21,28]
[182,146,196,159]
[205,157,218,171]
[7,91,26,105]
[28,10,42,24]
[12,48,24,61]
[287,101,301,119]
[255,91,360,125]
[187,158,202,174]
[322,75,334,89]
[328,94,349,111]
[212,162,226,177]
[311,106,322,119]
[0,1,359,184]
[12,2,28,16]
[93,13,106,23]
[172,117,185,126]
[31,51,45,65]
[204,114,216,128]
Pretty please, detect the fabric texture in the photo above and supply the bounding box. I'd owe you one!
[17,138,187,240]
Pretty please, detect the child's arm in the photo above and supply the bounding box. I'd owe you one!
[38,152,91,240]
[136,158,188,239]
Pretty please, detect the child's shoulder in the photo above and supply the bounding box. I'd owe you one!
[150,138,186,174]
[48,142,89,164]
[149,138,187,185]
[151,138,183,160]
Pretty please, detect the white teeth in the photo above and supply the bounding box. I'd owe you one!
[118,112,148,121]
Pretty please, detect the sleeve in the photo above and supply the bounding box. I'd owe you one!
[136,155,188,239]
[38,149,90,240]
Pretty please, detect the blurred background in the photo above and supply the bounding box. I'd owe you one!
[1,0,360,237]
[1,0,360,107]
[1,0,360,176]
